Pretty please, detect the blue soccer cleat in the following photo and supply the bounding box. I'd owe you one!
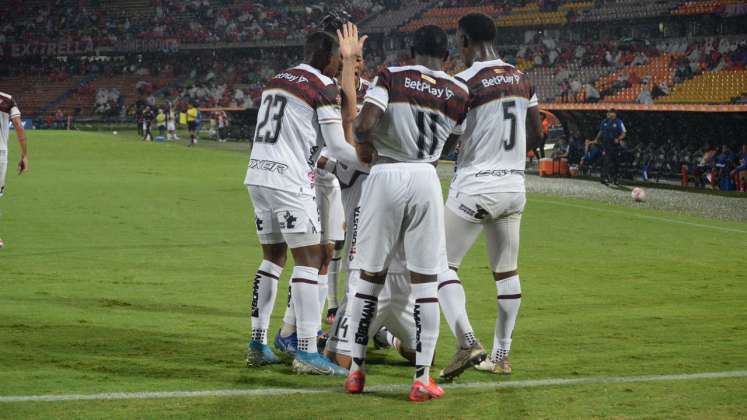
[292,351,349,376]
[246,340,281,367]
[274,329,298,357]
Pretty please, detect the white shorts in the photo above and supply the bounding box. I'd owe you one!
[445,190,526,273]
[0,150,7,197]
[316,179,345,244]
[326,270,416,356]
[167,121,176,131]
[351,163,447,275]
[247,185,321,249]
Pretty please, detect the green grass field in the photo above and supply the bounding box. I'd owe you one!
[0,131,745,419]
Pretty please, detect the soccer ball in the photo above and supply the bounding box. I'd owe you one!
[112,131,118,135]
[631,187,646,202]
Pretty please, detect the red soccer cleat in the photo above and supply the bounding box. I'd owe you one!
[344,370,365,394]
[408,377,444,402]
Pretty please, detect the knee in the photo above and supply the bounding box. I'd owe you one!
[493,270,518,281]
[361,271,387,284]
[410,272,437,284]
[262,244,288,267]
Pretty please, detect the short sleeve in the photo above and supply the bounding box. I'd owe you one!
[619,120,626,133]
[0,94,20,118]
[451,120,465,136]
[363,68,391,112]
[316,84,342,125]
[528,85,539,108]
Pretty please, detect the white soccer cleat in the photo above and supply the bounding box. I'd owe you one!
[475,356,512,375]
[0,238,4,248]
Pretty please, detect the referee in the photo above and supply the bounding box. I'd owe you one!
[591,109,626,185]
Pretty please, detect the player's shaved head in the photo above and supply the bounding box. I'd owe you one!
[304,31,341,77]
[412,25,449,60]
[458,13,497,44]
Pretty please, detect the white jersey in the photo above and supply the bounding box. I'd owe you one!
[451,59,538,194]
[244,64,342,196]
[0,92,21,152]
[364,65,468,163]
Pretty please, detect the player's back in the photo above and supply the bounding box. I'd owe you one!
[245,64,341,196]
[365,65,468,163]
[453,59,538,194]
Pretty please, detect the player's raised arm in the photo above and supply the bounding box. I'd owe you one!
[352,66,389,164]
[11,113,28,174]
[337,22,367,144]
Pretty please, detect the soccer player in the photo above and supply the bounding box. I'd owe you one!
[216,111,229,143]
[0,92,29,249]
[343,25,469,401]
[244,29,362,376]
[436,13,542,380]
[142,106,155,142]
[325,253,419,369]
[186,103,198,146]
[324,56,372,324]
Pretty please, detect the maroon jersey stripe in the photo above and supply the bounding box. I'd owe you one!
[264,68,338,109]
[385,70,468,122]
[465,66,535,109]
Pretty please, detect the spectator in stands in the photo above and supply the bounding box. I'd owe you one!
[584,83,600,103]
[637,82,654,104]
[591,109,626,185]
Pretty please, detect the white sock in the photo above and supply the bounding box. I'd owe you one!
[291,266,321,353]
[280,283,296,336]
[348,277,384,373]
[327,251,342,309]
[494,275,522,361]
[437,269,476,349]
[250,260,282,345]
[317,274,329,315]
[413,282,439,383]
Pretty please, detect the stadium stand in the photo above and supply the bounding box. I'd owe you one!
[658,70,747,103]
[1,0,746,121]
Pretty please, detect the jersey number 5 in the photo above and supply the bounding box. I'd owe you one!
[255,94,288,144]
[502,100,517,151]
[416,111,440,159]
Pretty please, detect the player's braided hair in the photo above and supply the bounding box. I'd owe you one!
[320,10,352,34]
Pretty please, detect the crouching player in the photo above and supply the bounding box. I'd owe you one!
[325,252,418,368]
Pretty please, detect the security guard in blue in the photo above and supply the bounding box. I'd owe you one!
[591,109,626,185]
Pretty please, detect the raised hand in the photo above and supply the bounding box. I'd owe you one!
[337,22,368,61]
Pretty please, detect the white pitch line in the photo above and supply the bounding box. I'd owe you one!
[533,198,747,234]
[1,370,745,403]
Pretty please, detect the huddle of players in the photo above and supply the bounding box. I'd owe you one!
[243,13,542,402]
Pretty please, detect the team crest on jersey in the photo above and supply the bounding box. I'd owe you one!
[280,211,297,230]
